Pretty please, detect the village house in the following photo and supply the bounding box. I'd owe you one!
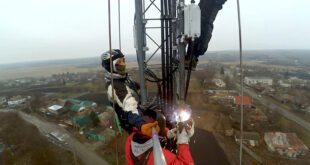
[261,86,275,94]
[235,131,260,147]
[289,77,307,87]
[244,77,273,86]
[278,80,291,88]
[63,99,98,129]
[65,99,97,116]
[98,106,114,128]
[7,96,29,107]
[48,105,67,115]
[278,77,307,88]
[234,96,251,109]
[72,115,91,129]
[264,132,308,158]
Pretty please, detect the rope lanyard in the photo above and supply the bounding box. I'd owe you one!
[107,0,115,123]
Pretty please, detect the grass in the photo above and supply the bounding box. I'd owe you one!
[0,65,100,81]
[97,134,128,165]
[54,92,78,99]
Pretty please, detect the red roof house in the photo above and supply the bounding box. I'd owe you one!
[234,96,251,107]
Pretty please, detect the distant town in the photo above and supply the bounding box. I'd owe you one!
[0,50,309,164]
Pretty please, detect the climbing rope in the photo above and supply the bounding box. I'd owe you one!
[185,40,195,101]
[236,0,244,164]
[117,3,124,129]
[118,0,122,50]
[107,0,119,164]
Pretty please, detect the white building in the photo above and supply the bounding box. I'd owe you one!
[8,96,27,107]
[278,77,307,88]
[278,80,291,88]
[244,77,273,86]
[264,132,308,158]
[289,77,307,87]
[212,79,226,88]
[48,105,65,115]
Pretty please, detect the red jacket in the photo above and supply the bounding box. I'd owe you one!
[125,132,194,165]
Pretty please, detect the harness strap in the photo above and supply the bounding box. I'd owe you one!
[130,147,153,165]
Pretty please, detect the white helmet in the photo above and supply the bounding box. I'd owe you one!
[101,49,124,73]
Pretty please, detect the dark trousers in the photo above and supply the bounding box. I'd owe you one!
[187,0,227,58]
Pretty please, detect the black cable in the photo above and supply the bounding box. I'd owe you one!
[185,40,195,101]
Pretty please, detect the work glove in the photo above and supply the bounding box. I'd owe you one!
[141,121,160,137]
[176,118,195,144]
[167,127,177,139]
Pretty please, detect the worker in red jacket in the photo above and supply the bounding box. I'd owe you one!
[125,116,195,165]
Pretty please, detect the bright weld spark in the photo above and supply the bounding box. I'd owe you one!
[179,111,191,122]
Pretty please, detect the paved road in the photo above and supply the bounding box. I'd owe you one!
[0,109,110,165]
[190,128,230,165]
[238,85,310,132]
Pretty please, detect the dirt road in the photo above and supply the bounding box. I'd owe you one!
[0,109,110,165]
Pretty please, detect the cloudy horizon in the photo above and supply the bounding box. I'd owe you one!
[1,0,309,64]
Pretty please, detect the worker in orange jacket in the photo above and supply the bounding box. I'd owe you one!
[125,115,195,165]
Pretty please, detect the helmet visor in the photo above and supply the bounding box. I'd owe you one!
[115,58,126,75]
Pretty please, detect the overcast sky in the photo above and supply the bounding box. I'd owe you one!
[0,0,309,64]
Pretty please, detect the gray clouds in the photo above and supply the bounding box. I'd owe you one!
[0,0,309,64]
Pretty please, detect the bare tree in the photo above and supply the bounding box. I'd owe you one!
[220,66,225,75]
[90,111,100,127]
[224,75,232,90]
[28,95,47,113]
[0,112,79,165]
